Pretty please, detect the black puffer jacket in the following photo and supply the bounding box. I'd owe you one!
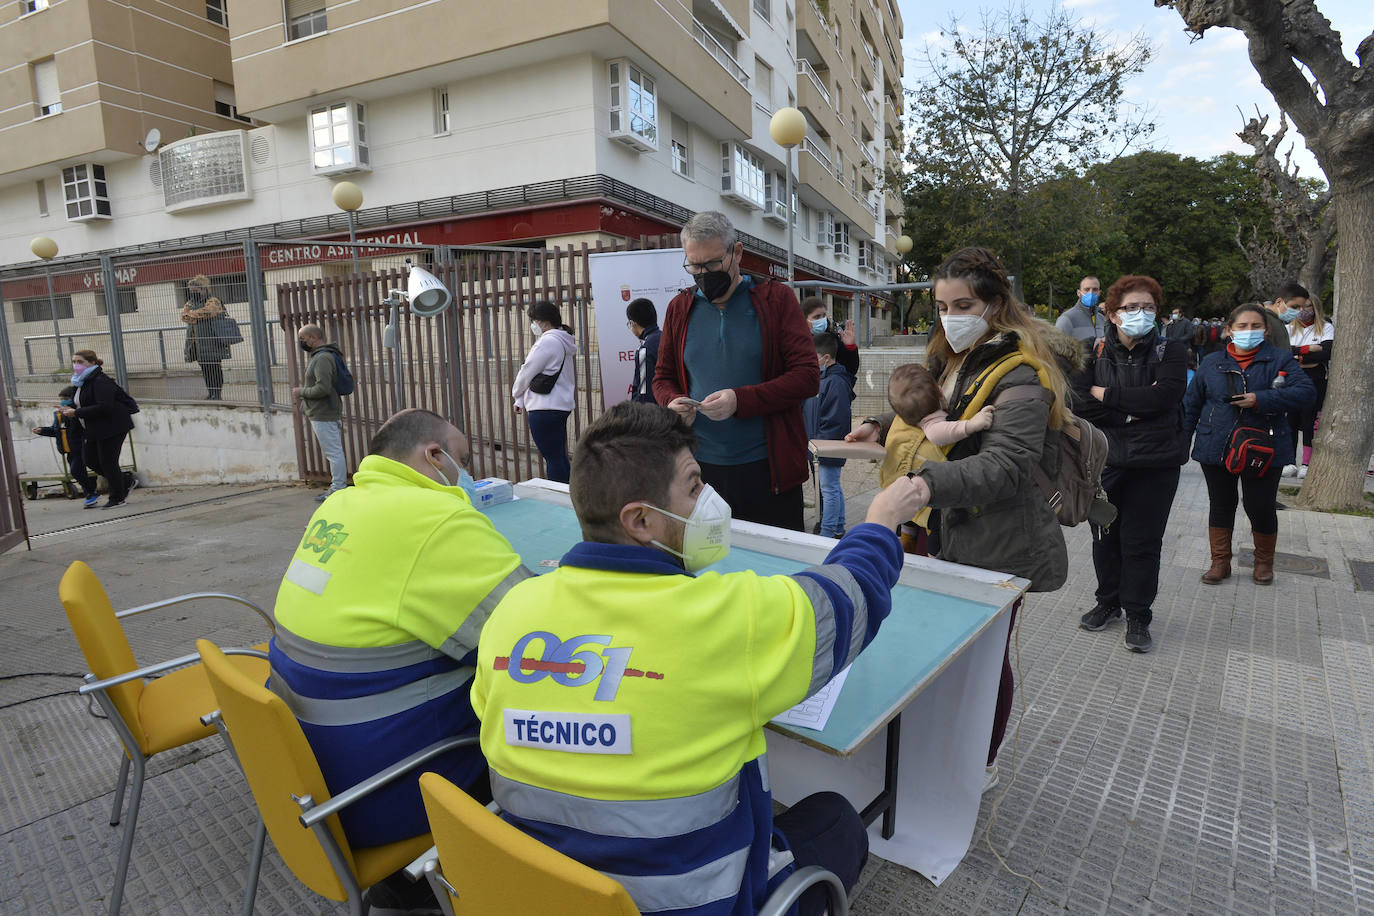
[1073,325,1189,469]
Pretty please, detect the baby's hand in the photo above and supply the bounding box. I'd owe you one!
[968,405,995,432]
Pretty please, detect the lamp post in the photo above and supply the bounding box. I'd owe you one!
[331,181,364,281]
[769,108,807,285]
[30,236,64,369]
[894,234,914,332]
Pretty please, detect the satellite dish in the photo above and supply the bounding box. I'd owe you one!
[143,128,162,153]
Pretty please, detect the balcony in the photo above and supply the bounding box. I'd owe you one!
[798,59,830,105]
[800,136,833,173]
[692,18,750,88]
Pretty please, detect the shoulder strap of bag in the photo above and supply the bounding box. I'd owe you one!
[993,383,1062,509]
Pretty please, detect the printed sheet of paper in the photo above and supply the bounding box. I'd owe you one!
[771,665,851,730]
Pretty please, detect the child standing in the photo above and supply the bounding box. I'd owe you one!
[804,334,856,537]
[32,385,99,508]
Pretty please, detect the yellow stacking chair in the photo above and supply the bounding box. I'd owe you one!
[417,772,851,916]
[197,638,476,915]
[60,560,272,916]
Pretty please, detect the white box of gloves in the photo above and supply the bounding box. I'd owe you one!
[471,477,514,509]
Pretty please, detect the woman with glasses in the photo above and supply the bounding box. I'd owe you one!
[1184,303,1314,587]
[1073,276,1189,653]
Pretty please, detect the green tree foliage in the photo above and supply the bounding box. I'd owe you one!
[906,2,1153,284]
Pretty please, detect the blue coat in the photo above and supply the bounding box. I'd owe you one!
[803,363,855,467]
[1183,343,1316,468]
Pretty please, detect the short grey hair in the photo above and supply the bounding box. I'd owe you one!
[682,211,737,251]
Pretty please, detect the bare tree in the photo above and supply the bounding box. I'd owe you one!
[1157,0,1374,510]
[1233,111,1337,301]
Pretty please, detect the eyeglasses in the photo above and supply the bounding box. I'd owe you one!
[1119,305,1157,315]
[683,253,730,275]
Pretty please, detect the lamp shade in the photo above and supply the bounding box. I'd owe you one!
[895,235,913,255]
[407,263,452,316]
[331,181,364,212]
[30,236,58,260]
[769,107,807,147]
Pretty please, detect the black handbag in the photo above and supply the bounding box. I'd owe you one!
[209,314,243,345]
[528,358,565,395]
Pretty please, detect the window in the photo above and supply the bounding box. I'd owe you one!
[851,107,859,140]
[36,180,48,217]
[160,130,251,211]
[95,287,139,317]
[608,59,657,151]
[753,0,769,20]
[33,59,61,116]
[180,272,260,305]
[799,203,811,240]
[308,100,370,174]
[213,81,251,123]
[671,115,690,178]
[816,210,833,248]
[720,142,766,209]
[834,221,851,260]
[285,0,326,40]
[857,240,871,271]
[755,57,773,110]
[18,296,73,323]
[206,0,226,25]
[21,0,50,13]
[785,6,794,51]
[763,173,789,224]
[433,87,450,134]
[62,164,111,220]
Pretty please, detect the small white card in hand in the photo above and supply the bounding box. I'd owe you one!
[772,665,851,730]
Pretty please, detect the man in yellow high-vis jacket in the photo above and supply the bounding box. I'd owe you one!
[271,408,532,854]
[473,402,927,916]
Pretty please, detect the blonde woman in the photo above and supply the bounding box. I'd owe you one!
[180,274,230,399]
[1278,282,1333,477]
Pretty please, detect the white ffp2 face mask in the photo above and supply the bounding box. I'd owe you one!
[645,484,732,571]
[941,313,990,353]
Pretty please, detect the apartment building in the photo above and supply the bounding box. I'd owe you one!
[0,0,905,321]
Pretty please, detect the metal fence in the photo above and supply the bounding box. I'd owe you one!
[0,372,28,555]
[276,236,679,484]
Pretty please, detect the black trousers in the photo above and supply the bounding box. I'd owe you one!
[698,458,803,531]
[774,791,869,916]
[65,450,96,497]
[1092,465,1181,624]
[199,361,223,398]
[1288,366,1327,454]
[1200,462,1280,535]
[83,432,128,503]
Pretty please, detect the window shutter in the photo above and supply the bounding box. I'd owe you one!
[34,59,60,108]
[285,0,322,19]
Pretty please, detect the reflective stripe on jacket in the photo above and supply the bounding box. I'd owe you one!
[271,453,530,845]
[472,525,902,915]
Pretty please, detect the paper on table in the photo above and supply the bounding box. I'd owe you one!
[771,665,851,730]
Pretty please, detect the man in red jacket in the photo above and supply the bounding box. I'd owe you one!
[653,211,819,530]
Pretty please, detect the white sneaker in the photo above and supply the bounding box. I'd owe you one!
[1297,465,1308,479]
[1281,464,1299,477]
[983,763,999,794]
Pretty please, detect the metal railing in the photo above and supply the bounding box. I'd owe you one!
[691,19,750,88]
[21,319,283,376]
[798,59,830,104]
[800,136,834,172]
[807,0,832,34]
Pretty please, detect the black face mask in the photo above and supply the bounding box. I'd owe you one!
[695,269,733,302]
[299,340,312,353]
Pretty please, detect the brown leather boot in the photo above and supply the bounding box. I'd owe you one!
[1252,531,1277,585]
[1201,527,1232,584]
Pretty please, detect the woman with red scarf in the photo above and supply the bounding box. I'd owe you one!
[1183,303,1315,585]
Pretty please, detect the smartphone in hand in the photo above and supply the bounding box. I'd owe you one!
[1227,393,1245,403]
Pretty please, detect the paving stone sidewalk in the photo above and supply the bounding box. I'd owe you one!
[2,468,1373,914]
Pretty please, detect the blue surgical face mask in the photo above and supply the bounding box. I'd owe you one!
[458,468,479,506]
[60,399,73,407]
[1119,310,1155,339]
[810,316,830,334]
[428,448,470,493]
[1278,307,1299,322]
[1231,329,1265,351]
[1080,292,1100,308]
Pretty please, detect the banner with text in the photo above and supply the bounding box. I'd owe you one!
[587,248,686,410]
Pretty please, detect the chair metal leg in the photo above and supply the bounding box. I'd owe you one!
[107,753,145,916]
[109,754,131,826]
[241,817,267,916]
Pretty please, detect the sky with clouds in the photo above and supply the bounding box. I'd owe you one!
[896,0,1369,182]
